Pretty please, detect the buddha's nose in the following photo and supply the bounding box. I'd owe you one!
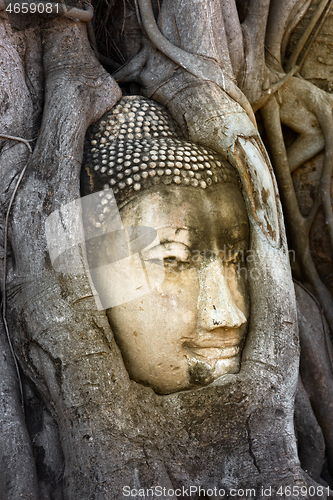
[196,259,247,331]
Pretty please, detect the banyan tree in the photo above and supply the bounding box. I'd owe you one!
[1,0,333,498]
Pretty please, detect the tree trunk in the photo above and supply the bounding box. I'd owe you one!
[1,0,333,498]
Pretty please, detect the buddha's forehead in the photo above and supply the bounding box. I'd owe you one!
[119,184,249,247]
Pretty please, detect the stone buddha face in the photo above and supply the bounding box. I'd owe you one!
[103,182,249,394]
[81,96,250,395]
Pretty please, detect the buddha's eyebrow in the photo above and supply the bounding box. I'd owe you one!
[156,225,205,239]
[158,239,190,248]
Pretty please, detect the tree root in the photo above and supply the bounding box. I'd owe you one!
[0,24,42,496]
[0,321,40,500]
[240,0,271,103]
[295,283,333,476]
[251,66,298,113]
[261,93,333,333]
[220,0,244,80]
[112,43,149,83]
[295,374,325,481]
[265,0,311,71]
[136,0,256,126]
[285,0,333,72]
[280,77,333,251]
[0,134,33,154]
[260,0,333,333]
[1,15,123,497]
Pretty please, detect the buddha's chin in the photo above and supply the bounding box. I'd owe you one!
[213,354,241,377]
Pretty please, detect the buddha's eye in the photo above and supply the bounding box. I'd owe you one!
[164,256,177,264]
[159,241,192,271]
[163,255,191,270]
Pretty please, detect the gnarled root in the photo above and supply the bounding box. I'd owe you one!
[295,374,325,481]
[0,321,39,500]
[295,282,333,476]
[261,95,333,334]
[277,77,333,251]
[3,16,123,497]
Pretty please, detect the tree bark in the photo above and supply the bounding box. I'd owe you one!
[0,0,332,497]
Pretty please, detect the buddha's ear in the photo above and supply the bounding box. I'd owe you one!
[230,136,281,247]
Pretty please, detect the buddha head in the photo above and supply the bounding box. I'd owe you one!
[81,96,250,394]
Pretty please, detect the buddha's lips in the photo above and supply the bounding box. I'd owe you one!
[185,345,240,360]
[183,331,244,353]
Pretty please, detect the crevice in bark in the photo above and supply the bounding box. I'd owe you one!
[0,320,40,499]
[295,375,325,482]
[245,415,261,474]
